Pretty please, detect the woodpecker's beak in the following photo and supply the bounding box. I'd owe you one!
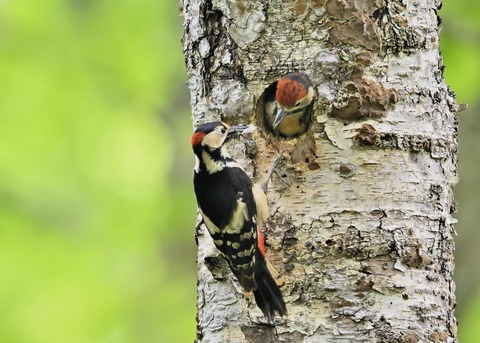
[226,125,250,141]
[273,108,288,129]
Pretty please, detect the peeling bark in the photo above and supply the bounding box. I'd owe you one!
[182,0,458,342]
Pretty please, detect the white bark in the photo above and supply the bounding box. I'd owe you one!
[182,0,458,342]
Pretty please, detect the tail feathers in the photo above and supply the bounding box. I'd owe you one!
[253,251,287,322]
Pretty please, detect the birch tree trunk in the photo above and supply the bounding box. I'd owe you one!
[182,0,459,342]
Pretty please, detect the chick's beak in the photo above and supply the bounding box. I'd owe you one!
[273,108,288,129]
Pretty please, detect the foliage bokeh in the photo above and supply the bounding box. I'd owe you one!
[442,1,480,342]
[0,0,477,342]
[0,1,196,342]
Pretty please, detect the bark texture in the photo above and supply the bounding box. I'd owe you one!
[182,0,458,342]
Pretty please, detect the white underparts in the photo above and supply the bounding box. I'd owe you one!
[252,183,269,224]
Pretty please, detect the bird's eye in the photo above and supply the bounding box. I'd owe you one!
[295,101,301,107]
[220,127,226,134]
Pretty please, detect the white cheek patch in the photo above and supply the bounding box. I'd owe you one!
[202,132,225,149]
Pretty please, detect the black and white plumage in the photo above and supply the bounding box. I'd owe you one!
[191,121,286,321]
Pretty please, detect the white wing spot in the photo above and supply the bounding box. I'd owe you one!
[201,210,221,234]
[240,231,252,240]
[224,200,249,234]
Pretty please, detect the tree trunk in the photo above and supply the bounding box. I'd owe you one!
[182,0,458,342]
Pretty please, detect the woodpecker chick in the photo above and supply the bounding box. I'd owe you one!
[264,73,314,137]
[192,121,286,322]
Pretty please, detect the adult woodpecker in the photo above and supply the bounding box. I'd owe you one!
[264,73,314,137]
[191,121,286,321]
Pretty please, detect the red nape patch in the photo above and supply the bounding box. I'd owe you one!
[276,78,308,107]
[191,132,205,147]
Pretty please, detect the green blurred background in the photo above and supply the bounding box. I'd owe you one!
[0,0,477,342]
